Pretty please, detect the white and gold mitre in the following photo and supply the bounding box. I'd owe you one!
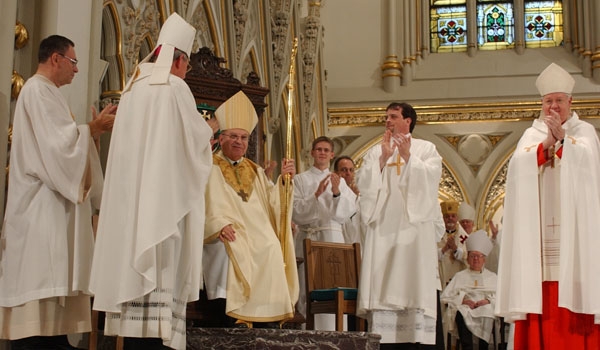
[123,12,196,90]
[215,91,258,134]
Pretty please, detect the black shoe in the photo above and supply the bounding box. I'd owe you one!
[11,335,80,350]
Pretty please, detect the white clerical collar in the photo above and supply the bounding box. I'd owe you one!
[223,154,244,166]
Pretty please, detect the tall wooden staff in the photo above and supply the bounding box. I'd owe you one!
[280,38,298,264]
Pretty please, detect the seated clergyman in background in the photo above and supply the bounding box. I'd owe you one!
[441,230,497,350]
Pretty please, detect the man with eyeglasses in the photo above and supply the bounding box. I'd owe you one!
[334,156,364,248]
[0,34,116,348]
[496,63,600,348]
[292,136,357,330]
[441,230,497,350]
[203,90,298,329]
[89,13,216,350]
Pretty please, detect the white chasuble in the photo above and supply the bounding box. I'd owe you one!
[89,64,214,350]
[356,138,444,344]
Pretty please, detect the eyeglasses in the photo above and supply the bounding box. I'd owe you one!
[183,56,192,73]
[221,133,249,142]
[58,53,78,66]
[468,253,485,260]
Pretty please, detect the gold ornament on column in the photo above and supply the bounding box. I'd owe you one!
[11,70,24,101]
[14,21,29,49]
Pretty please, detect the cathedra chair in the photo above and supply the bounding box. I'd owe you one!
[303,239,366,331]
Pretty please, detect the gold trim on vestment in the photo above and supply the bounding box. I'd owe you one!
[213,154,258,202]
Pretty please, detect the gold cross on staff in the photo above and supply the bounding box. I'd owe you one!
[387,154,404,175]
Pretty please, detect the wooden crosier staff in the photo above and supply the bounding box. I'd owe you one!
[280,38,298,265]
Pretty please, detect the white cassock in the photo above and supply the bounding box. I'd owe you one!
[89,63,214,350]
[292,166,357,329]
[0,74,102,339]
[441,268,497,343]
[357,138,445,344]
[496,112,600,325]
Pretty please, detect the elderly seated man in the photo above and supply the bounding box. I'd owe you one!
[441,230,497,350]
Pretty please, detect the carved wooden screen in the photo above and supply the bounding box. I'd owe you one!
[185,47,269,164]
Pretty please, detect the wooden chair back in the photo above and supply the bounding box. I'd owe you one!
[303,239,365,331]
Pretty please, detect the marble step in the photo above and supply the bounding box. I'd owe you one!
[186,327,381,350]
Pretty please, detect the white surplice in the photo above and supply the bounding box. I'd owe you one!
[89,63,214,349]
[292,166,357,246]
[496,112,600,325]
[292,166,357,329]
[441,268,497,343]
[357,138,445,344]
[0,74,102,339]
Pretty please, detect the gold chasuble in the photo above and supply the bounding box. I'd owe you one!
[204,152,299,323]
[213,154,257,202]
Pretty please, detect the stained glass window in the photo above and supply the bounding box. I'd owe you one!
[477,1,514,50]
[430,0,563,52]
[524,1,563,47]
[430,1,468,53]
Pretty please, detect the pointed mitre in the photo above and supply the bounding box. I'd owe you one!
[466,230,493,256]
[215,91,258,134]
[440,200,459,215]
[123,13,196,91]
[535,63,575,96]
[458,202,475,221]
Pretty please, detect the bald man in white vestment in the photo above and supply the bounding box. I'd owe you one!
[0,35,115,349]
[357,102,445,350]
[89,13,215,350]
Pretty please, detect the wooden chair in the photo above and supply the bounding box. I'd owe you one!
[303,239,366,331]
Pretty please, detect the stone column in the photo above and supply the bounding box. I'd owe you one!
[0,0,17,225]
[400,0,412,86]
[591,0,600,81]
[513,0,525,54]
[467,0,477,57]
[381,0,401,92]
